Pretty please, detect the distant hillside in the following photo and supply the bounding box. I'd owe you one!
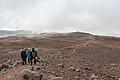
[0,30,32,37]
[38,32,93,41]
[38,32,120,42]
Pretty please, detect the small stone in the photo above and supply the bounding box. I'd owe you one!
[57,64,64,68]
[13,63,18,66]
[76,69,81,72]
[47,71,51,73]
[9,65,14,68]
[74,76,79,80]
[7,76,12,79]
[51,71,55,74]
[16,60,22,64]
[90,74,98,79]
[35,67,41,71]
[70,67,76,71]
[84,67,92,71]
[111,63,115,66]
[30,67,34,71]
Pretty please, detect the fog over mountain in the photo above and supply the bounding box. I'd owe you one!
[0,0,120,36]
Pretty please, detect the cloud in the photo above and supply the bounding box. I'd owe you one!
[0,0,120,36]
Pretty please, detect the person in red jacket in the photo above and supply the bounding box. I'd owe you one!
[21,48,27,65]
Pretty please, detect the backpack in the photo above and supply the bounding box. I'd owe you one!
[31,51,36,57]
[27,50,32,58]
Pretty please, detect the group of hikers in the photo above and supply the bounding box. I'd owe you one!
[21,47,37,65]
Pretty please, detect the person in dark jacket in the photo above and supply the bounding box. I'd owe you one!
[21,48,27,65]
[30,48,37,65]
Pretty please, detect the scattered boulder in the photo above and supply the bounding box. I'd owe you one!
[15,60,22,64]
[68,66,76,71]
[119,78,120,80]
[21,69,43,80]
[48,75,63,80]
[111,63,115,66]
[6,59,13,65]
[7,76,12,79]
[105,74,117,80]
[1,68,6,72]
[35,66,41,71]
[0,64,9,71]
[57,64,64,68]
[9,65,15,68]
[84,67,92,71]
[75,68,85,74]
[89,74,98,80]
[74,76,80,80]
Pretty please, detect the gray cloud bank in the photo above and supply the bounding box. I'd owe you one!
[0,0,120,36]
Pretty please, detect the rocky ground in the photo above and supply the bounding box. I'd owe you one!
[0,32,120,80]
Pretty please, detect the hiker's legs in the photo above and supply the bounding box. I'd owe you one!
[22,58,26,65]
[33,57,36,65]
[31,58,33,65]
[22,58,24,65]
[28,58,30,63]
[24,58,27,64]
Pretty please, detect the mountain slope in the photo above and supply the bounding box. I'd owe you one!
[0,32,120,80]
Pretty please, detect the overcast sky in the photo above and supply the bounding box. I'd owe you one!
[0,0,120,36]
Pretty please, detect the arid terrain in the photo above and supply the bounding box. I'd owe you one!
[0,32,120,80]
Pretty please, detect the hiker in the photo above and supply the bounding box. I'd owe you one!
[21,48,27,65]
[27,48,32,64]
[30,48,37,65]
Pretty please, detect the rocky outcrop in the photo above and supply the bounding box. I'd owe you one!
[0,59,22,71]
[21,69,43,80]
